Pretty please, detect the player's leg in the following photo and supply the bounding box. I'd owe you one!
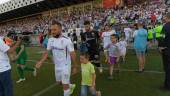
[55,69,64,95]
[16,64,25,83]
[61,68,75,96]
[122,55,125,63]
[108,57,114,79]
[80,85,88,96]
[136,51,143,72]
[19,59,37,76]
[108,56,117,79]
[121,49,126,63]
[141,51,146,71]
[116,57,120,72]
[122,50,126,63]
[109,64,114,79]
[104,50,108,62]
[0,70,13,96]
[0,73,5,96]
[89,86,97,96]
[93,50,103,73]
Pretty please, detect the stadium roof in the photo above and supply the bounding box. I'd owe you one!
[0,0,92,23]
[0,0,11,5]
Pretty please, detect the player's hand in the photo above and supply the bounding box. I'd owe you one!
[72,66,78,75]
[105,58,107,63]
[90,84,95,91]
[15,37,22,45]
[116,57,120,63]
[35,61,42,69]
[13,56,18,61]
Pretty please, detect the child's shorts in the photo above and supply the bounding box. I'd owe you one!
[135,50,146,57]
[109,56,117,65]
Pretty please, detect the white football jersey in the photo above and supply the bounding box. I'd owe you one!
[102,30,115,49]
[47,36,74,70]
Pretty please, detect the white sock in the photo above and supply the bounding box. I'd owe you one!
[64,89,70,96]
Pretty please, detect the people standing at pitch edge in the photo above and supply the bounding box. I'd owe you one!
[82,21,103,73]
[133,22,148,73]
[36,20,78,96]
[72,29,78,50]
[0,33,21,96]
[158,12,170,90]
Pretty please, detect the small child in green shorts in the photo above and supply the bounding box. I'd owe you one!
[80,53,101,96]
[15,42,37,83]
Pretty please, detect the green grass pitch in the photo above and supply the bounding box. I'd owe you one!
[12,47,170,96]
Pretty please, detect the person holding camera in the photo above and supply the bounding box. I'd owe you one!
[0,33,21,96]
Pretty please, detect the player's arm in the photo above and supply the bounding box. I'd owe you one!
[67,39,78,75]
[91,64,96,88]
[7,38,21,54]
[70,51,79,75]
[92,73,96,87]
[36,50,49,68]
[104,44,110,63]
[70,51,78,68]
[116,44,121,62]
[36,38,52,68]
[15,45,24,59]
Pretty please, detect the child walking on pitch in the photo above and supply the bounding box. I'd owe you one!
[80,53,101,96]
[15,41,37,83]
[119,36,128,63]
[105,34,121,79]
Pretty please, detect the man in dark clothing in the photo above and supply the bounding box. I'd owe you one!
[72,30,78,50]
[82,21,103,73]
[159,12,170,90]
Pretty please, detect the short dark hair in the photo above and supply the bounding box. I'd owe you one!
[84,21,91,25]
[80,52,90,59]
[51,19,62,27]
[166,12,170,19]
[111,34,118,39]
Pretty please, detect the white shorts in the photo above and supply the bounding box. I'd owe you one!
[120,49,126,57]
[55,68,71,84]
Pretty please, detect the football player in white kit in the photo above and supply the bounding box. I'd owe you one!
[102,25,116,62]
[36,20,78,96]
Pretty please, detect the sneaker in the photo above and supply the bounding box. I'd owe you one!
[33,68,37,77]
[96,91,101,96]
[70,84,76,94]
[99,68,103,74]
[16,78,26,83]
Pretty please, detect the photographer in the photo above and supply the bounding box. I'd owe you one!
[0,33,21,96]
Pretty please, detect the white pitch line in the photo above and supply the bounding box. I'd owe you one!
[26,59,164,74]
[120,69,164,74]
[33,83,57,96]
[102,68,164,74]
[26,60,52,64]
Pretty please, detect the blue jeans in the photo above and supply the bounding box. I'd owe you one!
[0,70,13,96]
[80,85,96,96]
